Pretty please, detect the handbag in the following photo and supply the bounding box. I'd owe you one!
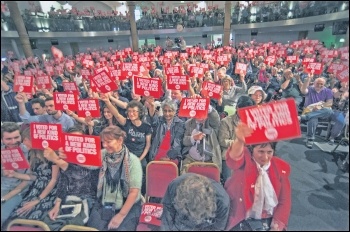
[243,218,272,231]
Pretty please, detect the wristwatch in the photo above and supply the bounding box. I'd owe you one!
[1,198,6,203]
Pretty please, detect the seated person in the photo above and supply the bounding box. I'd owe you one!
[181,105,222,173]
[329,81,349,144]
[86,125,142,231]
[1,123,30,229]
[146,98,185,165]
[280,69,303,109]
[41,126,100,230]
[5,127,59,222]
[218,95,255,183]
[161,173,230,231]
[225,123,292,231]
[248,85,267,106]
[300,75,334,148]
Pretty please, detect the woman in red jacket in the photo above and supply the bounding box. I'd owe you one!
[225,123,291,231]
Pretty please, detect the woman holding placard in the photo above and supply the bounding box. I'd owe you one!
[224,123,291,231]
[4,127,59,222]
[99,93,152,195]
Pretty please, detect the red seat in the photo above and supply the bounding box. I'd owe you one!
[136,161,179,231]
[187,162,221,182]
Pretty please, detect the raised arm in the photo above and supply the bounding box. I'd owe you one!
[100,93,127,126]
[226,123,252,161]
[300,73,313,95]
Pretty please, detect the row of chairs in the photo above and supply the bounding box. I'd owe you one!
[6,219,97,231]
[6,161,220,231]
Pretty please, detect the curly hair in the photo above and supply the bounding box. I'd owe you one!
[174,174,217,225]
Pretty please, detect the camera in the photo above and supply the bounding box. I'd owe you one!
[174,37,181,44]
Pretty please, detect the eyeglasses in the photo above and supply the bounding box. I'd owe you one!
[127,110,139,114]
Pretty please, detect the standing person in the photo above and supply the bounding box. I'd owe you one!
[1,122,29,228]
[299,75,333,148]
[86,125,143,231]
[161,173,230,231]
[225,123,291,231]
[165,37,174,51]
[179,36,187,53]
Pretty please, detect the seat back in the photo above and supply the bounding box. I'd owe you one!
[145,161,179,201]
[7,219,50,231]
[187,162,221,182]
[60,224,98,231]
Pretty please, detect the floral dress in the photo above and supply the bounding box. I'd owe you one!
[9,160,57,220]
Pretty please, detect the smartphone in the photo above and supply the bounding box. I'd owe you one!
[61,206,74,215]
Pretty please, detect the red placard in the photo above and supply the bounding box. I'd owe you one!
[63,133,102,167]
[133,75,162,98]
[77,99,101,118]
[302,57,315,66]
[139,203,163,226]
[36,75,52,90]
[121,63,139,78]
[30,123,62,150]
[237,98,301,145]
[62,82,79,93]
[167,75,188,90]
[340,52,349,60]
[327,63,346,75]
[286,56,299,64]
[200,81,222,100]
[178,98,210,120]
[216,55,229,66]
[53,92,77,111]
[336,68,349,82]
[165,66,181,76]
[189,66,205,79]
[1,148,30,170]
[234,62,247,74]
[305,62,323,75]
[13,75,33,93]
[91,71,118,93]
[264,56,276,66]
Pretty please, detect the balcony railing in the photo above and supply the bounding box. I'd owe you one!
[1,1,348,32]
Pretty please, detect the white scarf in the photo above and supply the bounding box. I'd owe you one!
[249,161,278,219]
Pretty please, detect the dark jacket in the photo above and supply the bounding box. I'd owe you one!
[149,115,185,161]
[161,173,230,231]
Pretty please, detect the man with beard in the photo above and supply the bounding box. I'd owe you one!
[15,93,75,131]
[1,122,30,229]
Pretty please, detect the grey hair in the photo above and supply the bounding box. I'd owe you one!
[161,99,178,112]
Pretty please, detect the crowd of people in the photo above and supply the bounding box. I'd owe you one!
[1,35,349,231]
[1,1,348,32]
